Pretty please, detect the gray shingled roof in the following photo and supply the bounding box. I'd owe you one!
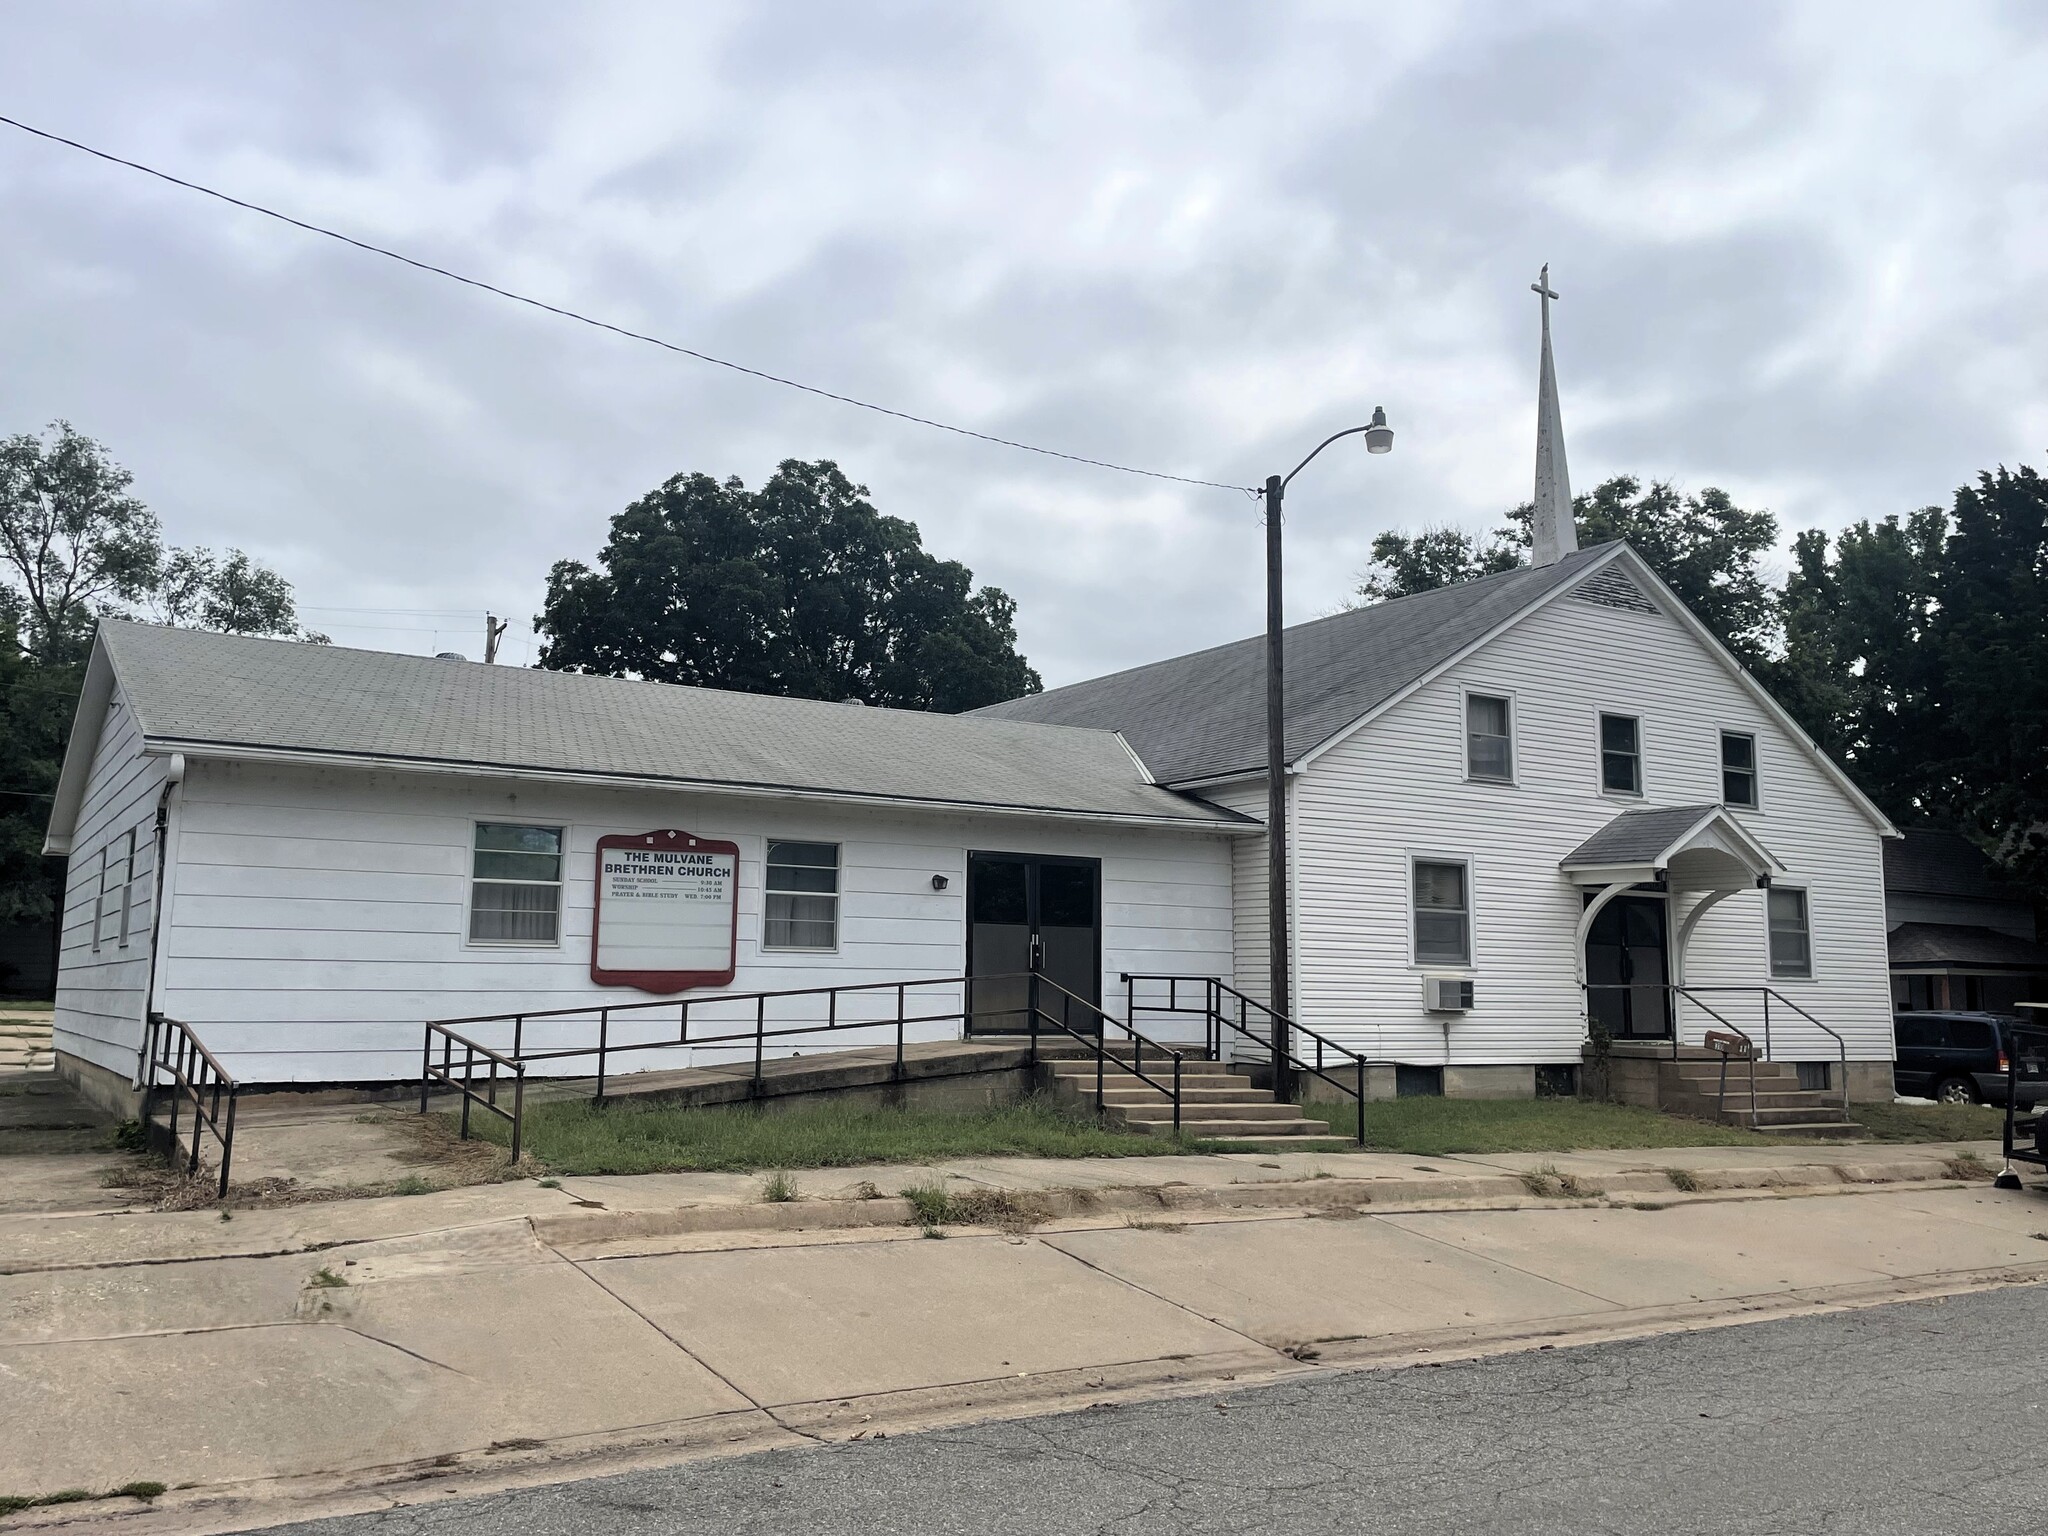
[91,621,1249,828]
[971,546,1612,783]
[1883,829,2021,901]
[1559,805,1723,868]
[1889,922,2048,971]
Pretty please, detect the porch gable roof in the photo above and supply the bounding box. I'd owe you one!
[1560,803,1784,888]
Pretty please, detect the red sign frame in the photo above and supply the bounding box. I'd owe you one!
[590,828,741,993]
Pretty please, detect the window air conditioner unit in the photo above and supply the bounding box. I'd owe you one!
[1423,976,1474,1013]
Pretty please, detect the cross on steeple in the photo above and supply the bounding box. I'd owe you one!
[1530,263,1577,567]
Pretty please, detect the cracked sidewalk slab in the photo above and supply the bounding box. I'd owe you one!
[3,1186,2048,1526]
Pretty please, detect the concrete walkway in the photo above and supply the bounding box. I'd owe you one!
[2,1137,2044,1532]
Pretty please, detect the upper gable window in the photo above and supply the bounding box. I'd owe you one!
[1465,694,1513,782]
[1599,714,1642,795]
[1721,732,1758,808]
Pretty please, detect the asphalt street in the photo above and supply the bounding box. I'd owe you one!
[266,1284,2048,1536]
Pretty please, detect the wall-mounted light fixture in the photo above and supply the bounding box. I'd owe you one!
[931,874,950,891]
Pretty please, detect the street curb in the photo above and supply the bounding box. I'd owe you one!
[529,1155,1984,1245]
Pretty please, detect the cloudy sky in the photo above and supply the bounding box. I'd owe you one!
[2,1,2043,686]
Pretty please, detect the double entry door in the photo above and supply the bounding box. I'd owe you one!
[1585,894,1672,1039]
[966,852,1101,1035]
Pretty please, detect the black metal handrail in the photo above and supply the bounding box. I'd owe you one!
[1123,973,1367,1146]
[420,969,1193,1153]
[1587,982,1851,1115]
[141,1012,240,1198]
[1025,970,1187,1135]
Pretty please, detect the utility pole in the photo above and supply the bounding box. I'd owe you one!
[483,613,508,664]
[1261,407,1395,1104]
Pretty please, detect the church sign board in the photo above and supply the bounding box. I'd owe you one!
[591,829,740,992]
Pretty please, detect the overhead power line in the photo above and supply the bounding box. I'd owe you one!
[1,114,1257,496]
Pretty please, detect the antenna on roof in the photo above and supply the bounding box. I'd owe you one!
[484,613,509,664]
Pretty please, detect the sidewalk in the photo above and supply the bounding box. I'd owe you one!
[3,1138,2043,1532]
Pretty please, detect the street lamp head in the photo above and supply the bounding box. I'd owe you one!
[1363,405,1394,454]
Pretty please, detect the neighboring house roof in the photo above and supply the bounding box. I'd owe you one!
[44,622,1253,852]
[972,547,1609,783]
[1888,922,2048,972]
[1884,828,2022,902]
[972,540,1896,838]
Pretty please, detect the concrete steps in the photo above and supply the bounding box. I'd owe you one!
[973,1034,1338,1140]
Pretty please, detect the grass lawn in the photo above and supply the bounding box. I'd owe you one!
[1295,1096,1778,1155]
[1846,1100,2009,1143]
[460,1094,1239,1174]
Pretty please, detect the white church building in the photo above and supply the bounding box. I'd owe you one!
[44,290,1900,1108]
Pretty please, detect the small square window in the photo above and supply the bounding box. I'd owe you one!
[765,840,839,950]
[1767,886,1812,978]
[470,823,563,945]
[1413,859,1471,967]
[1466,694,1513,782]
[1721,731,1757,808]
[1600,713,1641,795]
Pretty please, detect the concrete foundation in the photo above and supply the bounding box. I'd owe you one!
[1443,1065,1536,1100]
[53,1050,143,1121]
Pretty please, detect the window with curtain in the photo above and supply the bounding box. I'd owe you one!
[1466,694,1513,781]
[765,841,839,950]
[469,824,563,944]
[1767,886,1812,977]
[1413,859,1471,966]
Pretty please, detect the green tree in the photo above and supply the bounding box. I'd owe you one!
[0,421,162,664]
[1931,465,2048,892]
[1770,508,1950,817]
[0,423,320,945]
[537,459,1041,712]
[1354,475,1780,667]
[1347,526,1521,604]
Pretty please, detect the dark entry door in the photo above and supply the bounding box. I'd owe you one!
[1585,895,1671,1039]
[966,853,1101,1034]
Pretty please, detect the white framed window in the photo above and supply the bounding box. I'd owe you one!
[1465,693,1514,783]
[764,840,839,950]
[1599,712,1642,795]
[1767,885,1812,978]
[1721,731,1758,809]
[468,823,564,945]
[117,828,138,948]
[90,844,107,954]
[1412,857,1472,968]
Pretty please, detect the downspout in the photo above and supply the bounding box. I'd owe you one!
[134,752,185,1087]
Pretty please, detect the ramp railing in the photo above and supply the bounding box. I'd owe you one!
[420,968,1192,1155]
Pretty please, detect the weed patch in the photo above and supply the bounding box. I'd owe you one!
[900,1181,954,1227]
[1123,1216,1188,1234]
[758,1170,799,1203]
[107,1119,150,1153]
[1944,1150,1990,1180]
[308,1266,349,1289]
[1663,1167,1703,1193]
[114,1482,166,1502]
[1517,1164,1604,1199]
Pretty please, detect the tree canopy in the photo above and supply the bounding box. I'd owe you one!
[537,459,1041,713]
[0,422,319,940]
[1350,475,1780,666]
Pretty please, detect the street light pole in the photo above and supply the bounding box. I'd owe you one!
[1263,407,1394,1104]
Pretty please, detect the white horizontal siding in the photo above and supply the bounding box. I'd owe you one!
[1202,779,1272,1007]
[52,689,166,1077]
[1292,585,1895,1067]
[158,758,1234,1082]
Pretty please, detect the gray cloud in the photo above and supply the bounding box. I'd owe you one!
[0,0,2042,682]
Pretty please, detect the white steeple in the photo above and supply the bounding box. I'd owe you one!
[1530,264,1577,567]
